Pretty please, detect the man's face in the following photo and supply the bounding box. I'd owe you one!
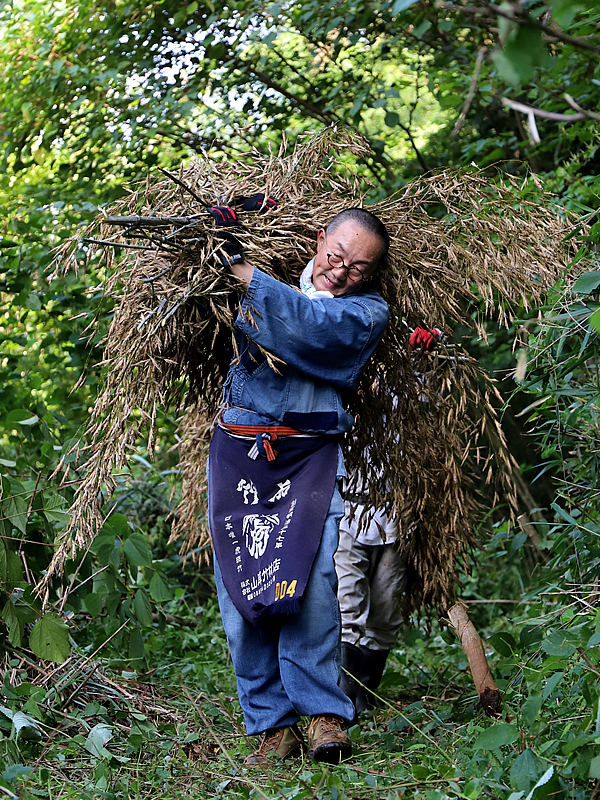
[311,220,384,297]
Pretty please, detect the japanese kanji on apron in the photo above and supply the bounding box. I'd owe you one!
[208,423,338,625]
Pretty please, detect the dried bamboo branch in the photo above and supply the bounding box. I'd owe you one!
[39,127,581,614]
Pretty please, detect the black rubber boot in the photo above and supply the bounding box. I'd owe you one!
[356,647,390,713]
[339,642,363,717]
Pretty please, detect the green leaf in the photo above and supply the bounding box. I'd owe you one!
[561,733,595,755]
[7,550,23,584]
[503,25,550,84]
[0,707,42,740]
[590,754,600,779]
[572,270,600,294]
[43,508,70,526]
[385,111,400,128]
[2,600,23,647]
[524,765,556,800]
[551,502,580,529]
[129,627,145,662]
[511,749,543,792]
[85,723,113,758]
[589,308,600,334]
[133,587,153,627]
[510,531,528,553]
[1,477,28,534]
[392,0,419,13]
[412,20,431,40]
[25,293,41,312]
[92,534,121,568]
[83,592,103,616]
[0,537,6,582]
[550,0,581,28]
[43,491,66,511]
[124,532,151,568]
[541,671,563,700]
[28,612,70,663]
[542,631,576,657]
[491,50,521,88]
[101,513,131,539]
[106,590,122,618]
[5,409,39,426]
[149,571,173,602]
[520,623,543,647]
[520,695,543,727]
[489,631,517,656]
[473,723,519,750]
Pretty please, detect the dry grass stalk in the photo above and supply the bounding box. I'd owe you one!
[42,127,578,612]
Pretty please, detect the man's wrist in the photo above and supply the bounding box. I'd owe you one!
[230,261,254,287]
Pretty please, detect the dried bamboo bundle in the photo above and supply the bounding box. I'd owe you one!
[43,127,576,613]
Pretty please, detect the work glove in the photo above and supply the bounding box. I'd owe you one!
[409,326,441,352]
[234,193,278,213]
[207,206,245,266]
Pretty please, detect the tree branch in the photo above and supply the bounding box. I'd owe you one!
[441,2,600,55]
[451,46,487,138]
[502,96,600,122]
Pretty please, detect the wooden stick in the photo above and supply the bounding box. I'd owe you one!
[448,601,502,717]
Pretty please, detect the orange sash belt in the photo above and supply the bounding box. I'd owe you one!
[218,417,314,461]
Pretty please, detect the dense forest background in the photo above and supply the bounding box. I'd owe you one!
[1,1,600,797]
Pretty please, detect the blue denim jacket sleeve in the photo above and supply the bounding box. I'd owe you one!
[235,268,389,391]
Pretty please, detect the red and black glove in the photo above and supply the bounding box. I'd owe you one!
[409,326,441,352]
[207,206,245,266]
[234,193,278,213]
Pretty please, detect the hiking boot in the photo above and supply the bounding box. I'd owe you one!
[244,724,304,765]
[307,715,352,764]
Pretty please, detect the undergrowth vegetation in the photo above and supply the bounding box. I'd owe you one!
[2,532,600,800]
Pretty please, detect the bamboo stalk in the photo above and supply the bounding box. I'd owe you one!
[448,602,502,717]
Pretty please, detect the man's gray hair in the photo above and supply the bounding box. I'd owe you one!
[327,208,390,258]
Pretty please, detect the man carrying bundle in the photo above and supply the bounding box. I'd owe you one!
[206,199,390,765]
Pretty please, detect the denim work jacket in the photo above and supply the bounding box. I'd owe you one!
[221,268,390,437]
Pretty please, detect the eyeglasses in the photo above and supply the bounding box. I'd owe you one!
[323,233,365,283]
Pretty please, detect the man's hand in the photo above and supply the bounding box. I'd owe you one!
[234,193,278,213]
[207,206,245,267]
[409,326,441,352]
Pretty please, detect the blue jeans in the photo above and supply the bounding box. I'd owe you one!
[213,484,355,734]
